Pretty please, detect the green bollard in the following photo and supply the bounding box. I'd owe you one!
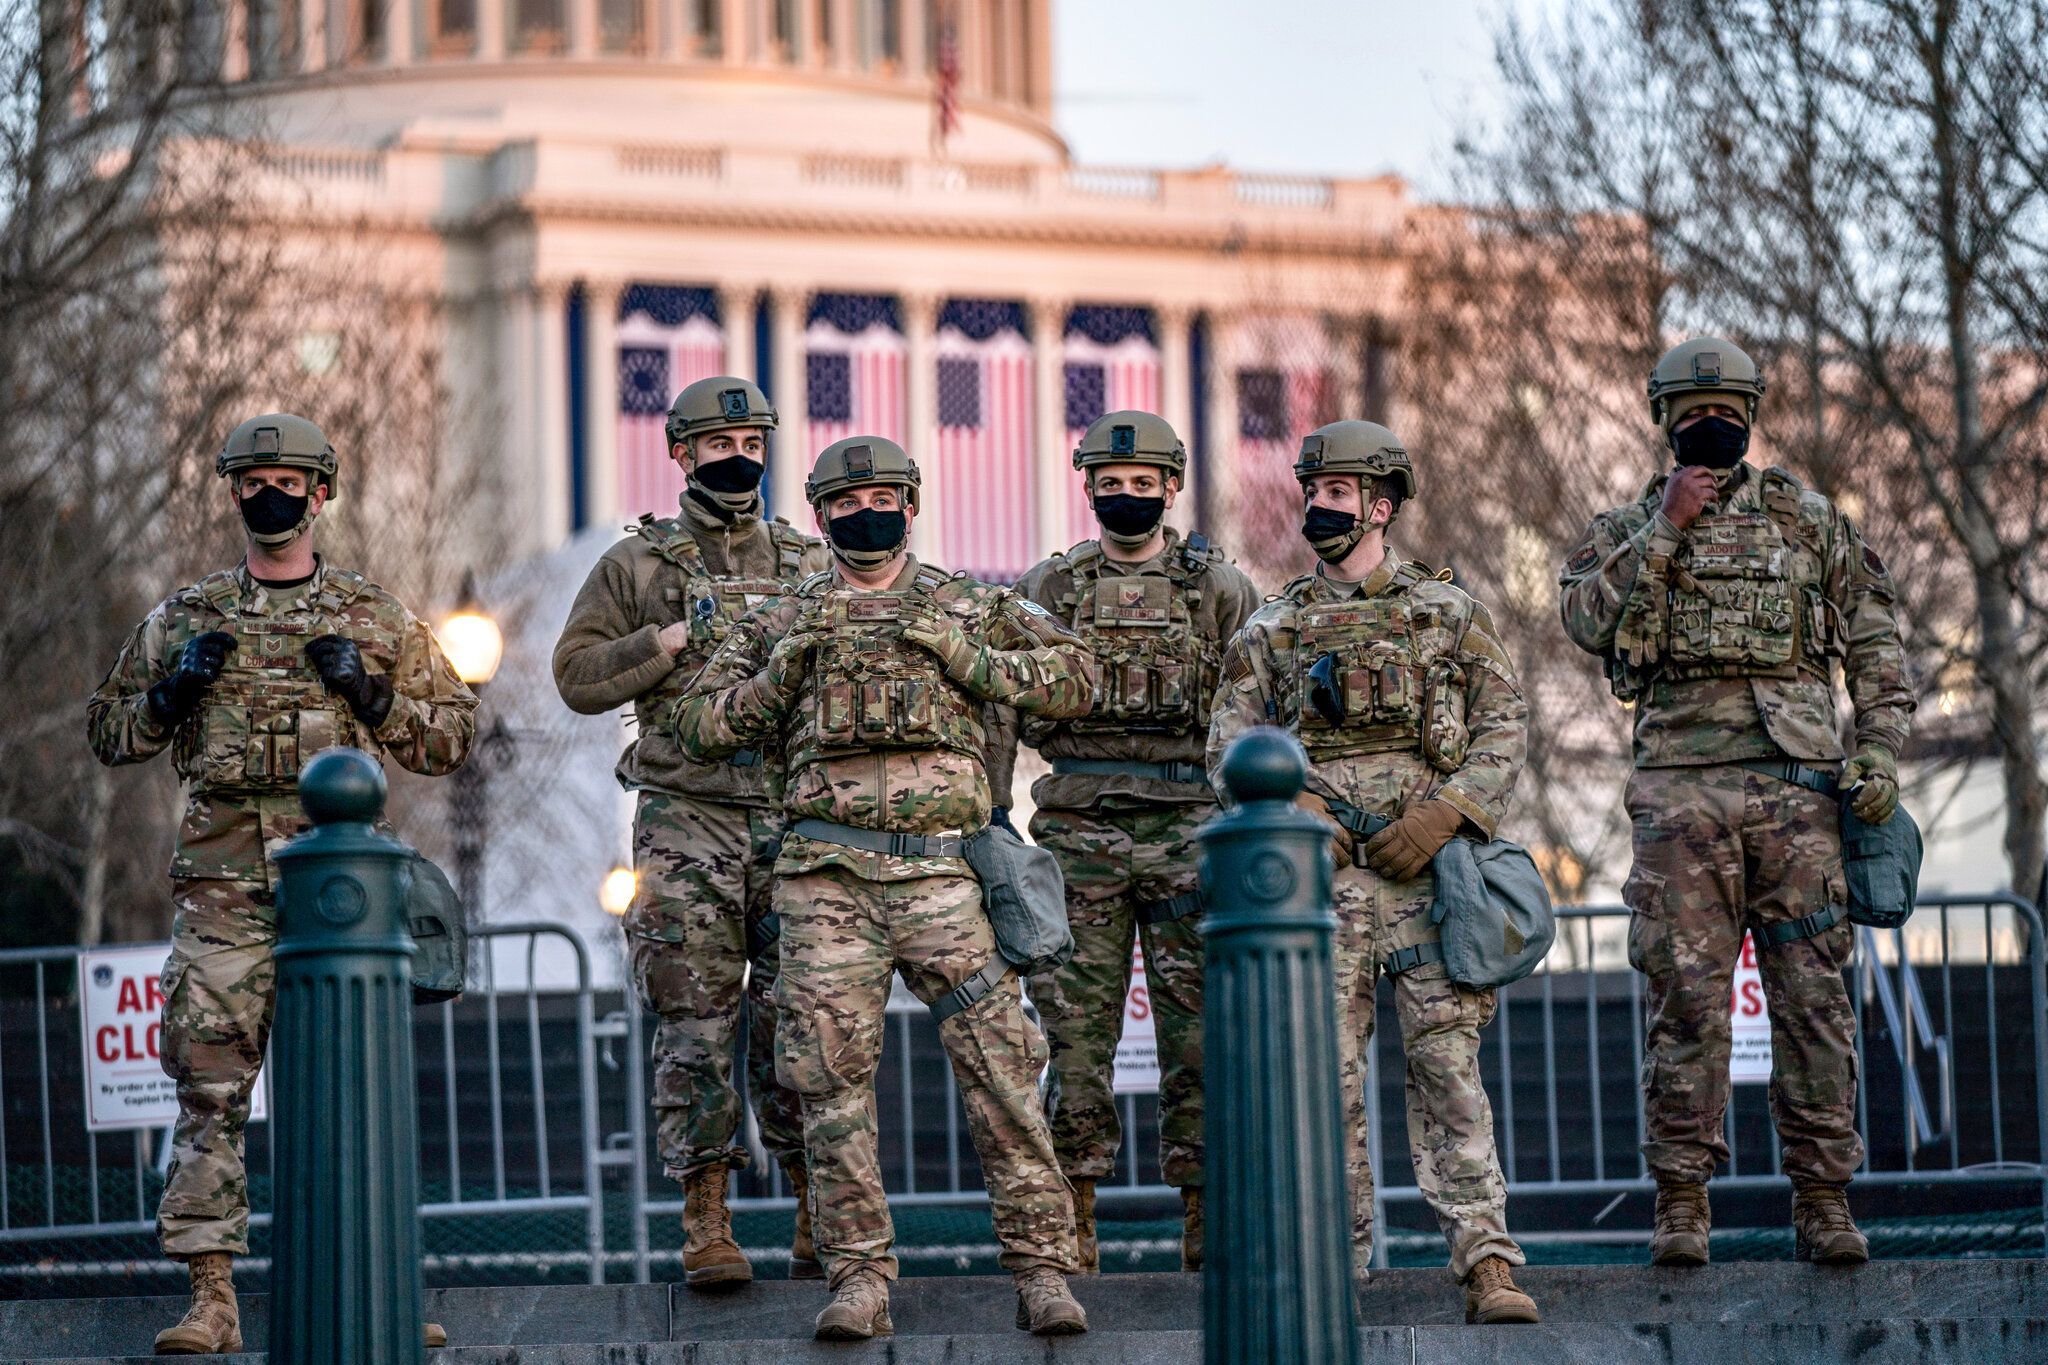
[271,748,425,1365]
[1200,727,1359,1365]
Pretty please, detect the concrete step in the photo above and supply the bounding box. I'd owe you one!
[5,1260,2044,1360]
[21,1321,2048,1365]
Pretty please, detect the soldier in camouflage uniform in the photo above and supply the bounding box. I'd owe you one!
[553,377,831,1286]
[1207,420,1540,1324]
[88,414,476,1355]
[986,410,1260,1273]
[672,436,1094,1340]
[1559,338,1914,1266]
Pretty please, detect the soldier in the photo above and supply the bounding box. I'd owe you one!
[553,377,830,1286]
[986,410,1259,1273]
[1559,338,1913,1266]
[1207,420,1540,1324]
[672,436,1095,1340]
[88,414,476,1355]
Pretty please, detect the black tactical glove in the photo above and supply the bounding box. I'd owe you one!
[989,806,1017,835]
[306,635,394,728]
[145,631,237,728]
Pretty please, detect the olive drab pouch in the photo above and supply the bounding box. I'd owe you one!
[405,854,468,1004]
[1064,569,1217,738]
[173,618,363,789]
[1841,801,1922,930]
[1293,597,1426,761]
[1429,836,1556,989]
[800,582,985,764]
[960,824,1073,976]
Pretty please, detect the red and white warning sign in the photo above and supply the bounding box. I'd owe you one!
[78,944,267,1132]
[1112,943,1159,1094]
[1729,930,1773,1084]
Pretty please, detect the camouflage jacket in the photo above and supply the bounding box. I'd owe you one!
[1558,462,1914,767]
[1206,552,1527,839]
[986,529,1262,812]
[552,492,830,802]
[671,555,1096,882]
[87,558,477,884]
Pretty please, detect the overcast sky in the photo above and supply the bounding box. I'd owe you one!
[1053,2,1545,197]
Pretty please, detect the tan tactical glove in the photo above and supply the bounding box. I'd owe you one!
[1362,798,1465,883]
[1295,792,1354,870]
[762,611,831,698]
[1842,746,1900,824]
[900,600,991,688]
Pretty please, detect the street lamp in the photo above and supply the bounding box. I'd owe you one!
[440,571,515,921]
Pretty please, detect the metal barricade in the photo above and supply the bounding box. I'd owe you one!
[0,922,607,1290]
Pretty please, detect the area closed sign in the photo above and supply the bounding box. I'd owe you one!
[77,944,267,1132]
[1729,930,1773,1084]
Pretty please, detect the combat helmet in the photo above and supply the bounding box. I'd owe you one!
[216,413,338,494]
[665,376,778,447]
[1647,337,1766,433]
[1072,410,1187,479]
[1294,420,1417,501]
[805,435,921,510]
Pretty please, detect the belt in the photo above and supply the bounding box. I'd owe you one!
[1138,890,1206,926]
[1753,902,1850,948]
[1736,759,1840,797]
[1383,942,1444,976]
[788,818,969,860]
[1050,758,1212,787]
[929,957,1013,1024]
[1325,799,1394,839]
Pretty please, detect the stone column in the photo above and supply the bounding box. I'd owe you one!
[1029,296,1070,560]
[478,0,506,59]
[583,280,622,531]
[829,0,855,69]
[901,291,940,562]
[719,283,760,381]
[382,0,413,62]
[719,0,747,61]
[300,0,325,71]
[569,0,597,56]
[1203,308,1241,540]
[768,286,812,520]
[900,0,926,77]
[223,0,250,80]
[534,281,574,547]
[959,0,987,94]
[1158,303,1195,536]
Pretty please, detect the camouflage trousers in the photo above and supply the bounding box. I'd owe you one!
[158,878,277,1258]
[774,867,1078,1288]
[1332,861,1522,1279]
[1624,764,1861,1186]
[626,791,803,1182]
[1029,803,1207,1189]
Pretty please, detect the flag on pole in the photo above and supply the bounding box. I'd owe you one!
[616,285,726,519]
[932,300,1036,580]
[1233,362,1333,583]
[932,3,961,153]
[1059,306,1161,550]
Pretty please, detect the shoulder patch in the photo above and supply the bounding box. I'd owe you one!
[1862,545,1891,579]
[1566,543,1600,575]
[1018,599,1054,618]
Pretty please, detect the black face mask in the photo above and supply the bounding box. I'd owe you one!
[828,507,908,558]
[1673,415,1750,469]
[693,455,764,494]
[1092,493,1166,543]
[239,485,310,538]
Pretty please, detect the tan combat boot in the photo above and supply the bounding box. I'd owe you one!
[814,1265,893,1340]
[784,1159,825,1281]
[154,1251,241,1355]
[1013,1265,1090,1335]
[1649,1180,1711,1266]
[1071,1177,1099,1274]
[682,1162,753,1287]
[1792,1181,1870,1264]
[1180,1186,1204,1271]
[1463,1255,1540,1324]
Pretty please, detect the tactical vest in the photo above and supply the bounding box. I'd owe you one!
[1043,536,1222,738]
[633,514,810,736]
[1610,468,1844,699]
[1289,562,1470,774]
[167,569,378,790]
[790,566,988,771]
